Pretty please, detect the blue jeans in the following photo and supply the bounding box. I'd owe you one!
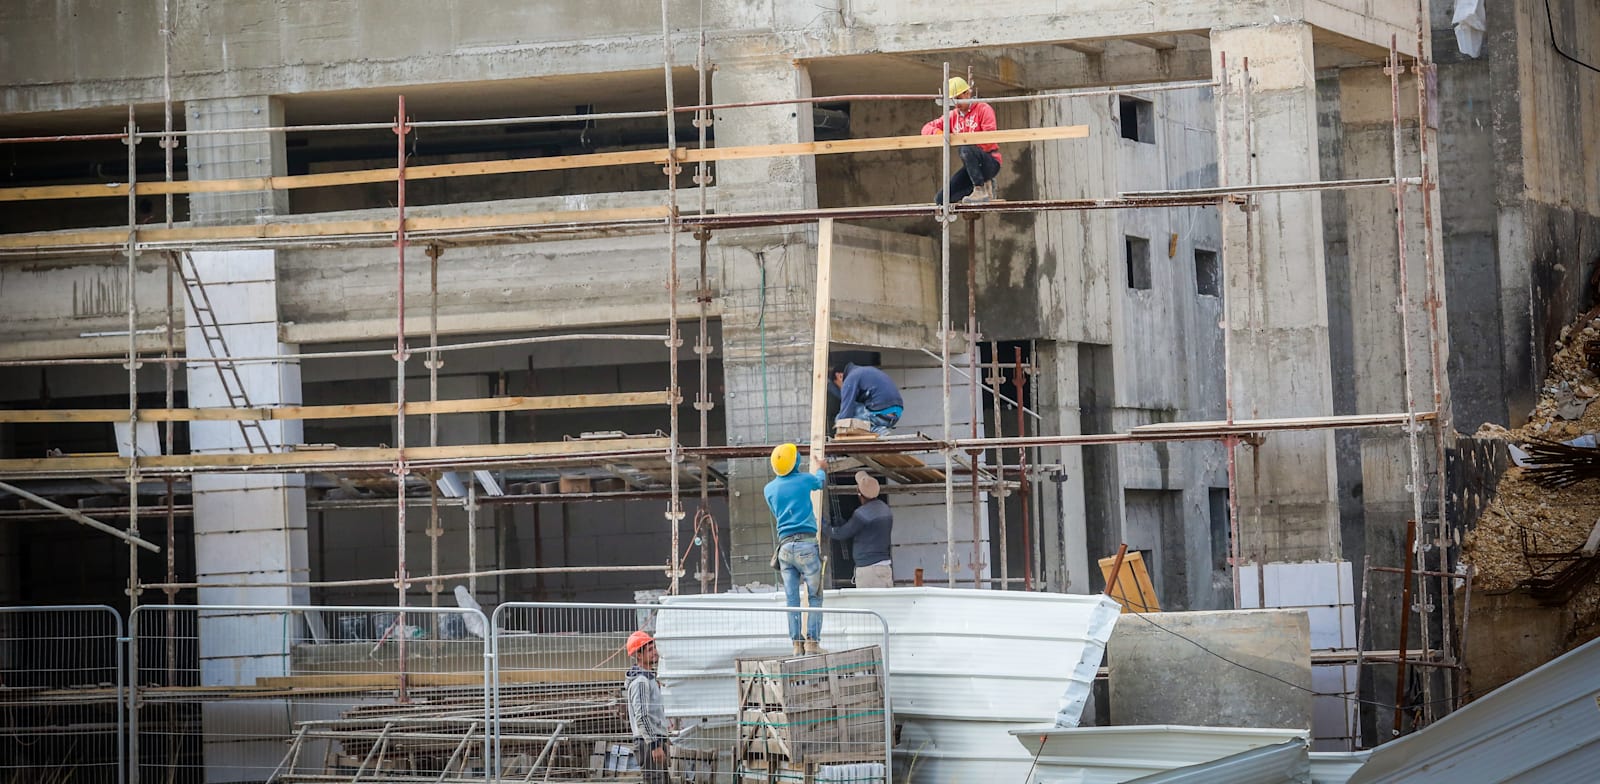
[841,402,902,436]
[935,145,1002,205]
[778,539,824,641]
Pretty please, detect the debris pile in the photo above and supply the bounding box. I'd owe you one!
[1469,307,1600,644]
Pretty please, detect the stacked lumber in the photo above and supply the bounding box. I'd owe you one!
[735,646,886,782]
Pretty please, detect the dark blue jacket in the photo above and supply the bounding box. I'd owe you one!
[833,363,904,420]
[829,498,893,566]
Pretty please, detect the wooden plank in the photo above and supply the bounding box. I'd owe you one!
[811,218,834,559]
[0,436,669,474]
[0,126,1087,203]
[0,391,672,424]
[1096,550,1160,613]
[0,205,673,251]
[254,669,618,689]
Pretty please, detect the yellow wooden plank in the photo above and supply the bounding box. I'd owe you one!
[254,669,620,689]
[0,125,1087,203]
[0,437,669,474]
[1097,550,1161,613]
[0,391,672,424]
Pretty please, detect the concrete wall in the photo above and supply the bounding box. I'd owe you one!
[1432,0,1600,428]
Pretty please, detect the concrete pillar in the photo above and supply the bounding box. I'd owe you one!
[184,96,289,225]
[1035,341,1092,593]
[1210,23,1340,563]
[711,57,820,585]
[182,99,309,769]
[184,240,307,782]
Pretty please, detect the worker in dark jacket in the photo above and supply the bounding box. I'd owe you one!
[831,363,904,436]
[829,471,894,588]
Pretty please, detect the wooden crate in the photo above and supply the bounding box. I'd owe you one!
[735,646,885,764]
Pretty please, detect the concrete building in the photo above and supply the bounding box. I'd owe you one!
[0,0,1596,753]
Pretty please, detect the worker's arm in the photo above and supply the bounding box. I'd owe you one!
[804,468,826,490]
[625,677,650,738]
[921,113,946,135]
[834,373,863,421]
[830,508,867,542]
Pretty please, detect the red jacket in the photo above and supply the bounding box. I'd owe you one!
[921,102,1001,163]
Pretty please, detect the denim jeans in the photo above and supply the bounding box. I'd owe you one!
[935,145,1002,205]
[778,539,824,641]
[841,401,902,435]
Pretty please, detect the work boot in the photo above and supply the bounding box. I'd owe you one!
[792,641,806,657]
[961,182,993,205]
[804,640,826,655]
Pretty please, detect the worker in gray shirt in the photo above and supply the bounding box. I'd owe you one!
[829,471,895,588]
[624,631,671,783]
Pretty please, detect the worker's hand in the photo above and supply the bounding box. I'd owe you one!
[652,746,668,764]
[812,456,827,470]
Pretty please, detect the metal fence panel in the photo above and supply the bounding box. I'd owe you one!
[128,605,489,784]
[0,605,125,784]
[492,602,892,784]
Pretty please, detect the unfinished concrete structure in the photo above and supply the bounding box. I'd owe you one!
[1,0,1596,761]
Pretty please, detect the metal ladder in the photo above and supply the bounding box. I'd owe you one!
[175,251,273,453]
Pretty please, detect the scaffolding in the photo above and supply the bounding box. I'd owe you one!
[0,0,1460,745]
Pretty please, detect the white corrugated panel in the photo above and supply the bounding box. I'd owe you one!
[1010,725,1309,784]
[656,588,1121,782]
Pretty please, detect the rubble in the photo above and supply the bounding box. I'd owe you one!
[1467,307,1600,646]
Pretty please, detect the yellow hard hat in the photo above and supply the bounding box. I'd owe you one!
[770,443,799,476]
[946,77,972,100]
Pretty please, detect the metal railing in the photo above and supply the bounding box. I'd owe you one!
[2,602,892,783]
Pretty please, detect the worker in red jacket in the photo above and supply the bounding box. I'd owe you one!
[921,76,1002,205]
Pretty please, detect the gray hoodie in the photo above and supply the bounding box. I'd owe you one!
[625,663,669,743]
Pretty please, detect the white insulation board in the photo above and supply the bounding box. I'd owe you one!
[656,588,1121,782]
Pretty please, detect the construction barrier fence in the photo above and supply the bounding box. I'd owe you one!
[1,603,892,784]
[0,605,125,784]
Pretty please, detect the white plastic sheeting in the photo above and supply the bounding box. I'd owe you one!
[1452,0,1486,57]
[1010,725,1309,784]
[657,588,1121,782]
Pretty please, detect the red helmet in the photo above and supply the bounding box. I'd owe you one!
[626,630,655,656]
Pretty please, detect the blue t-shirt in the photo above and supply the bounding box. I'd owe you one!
[763,468,827,539]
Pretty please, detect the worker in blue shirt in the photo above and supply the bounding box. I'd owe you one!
[763,442,828,655]
[831,362,905,436]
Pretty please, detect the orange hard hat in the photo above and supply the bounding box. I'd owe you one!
[626,630,655,656]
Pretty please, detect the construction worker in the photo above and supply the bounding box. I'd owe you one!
[831,362,904,436]
[624,630,671,784]
[829,471,894,588]
[922,76,1003,205]
[763,443,828,655]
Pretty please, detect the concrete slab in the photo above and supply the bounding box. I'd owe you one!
[1108,608,1313,730]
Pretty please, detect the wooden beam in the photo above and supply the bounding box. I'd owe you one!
[0,205,673,251]
[0,126,1088,204]
[810,218,834,562]
[0,437,669,474]
[0,391,673,424]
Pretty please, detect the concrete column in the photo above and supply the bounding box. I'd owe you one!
[1210,23,1341,563]
[184,96,288,226]
[711,58,820,585]
[1035,341,1091,593]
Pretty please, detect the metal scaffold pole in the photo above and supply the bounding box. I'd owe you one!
[662,0,685,595]
[940,62,956,588]
[392,94,412,703]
